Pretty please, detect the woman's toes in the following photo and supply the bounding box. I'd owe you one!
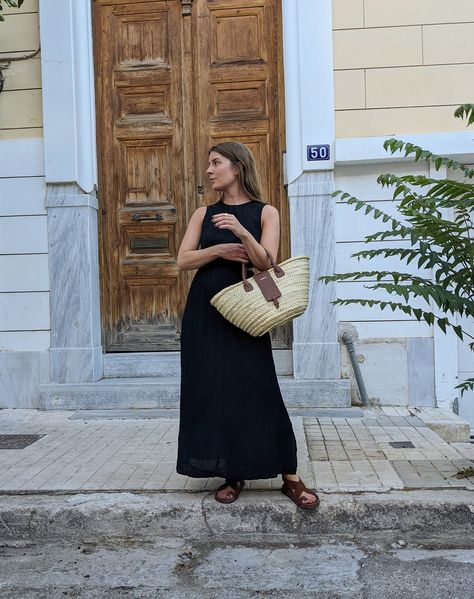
[217,486,232,499]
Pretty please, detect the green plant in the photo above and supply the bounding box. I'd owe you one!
[320,104,474,398]
[0,0,24,21]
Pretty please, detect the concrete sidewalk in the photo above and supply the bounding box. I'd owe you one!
[0,406,472,495]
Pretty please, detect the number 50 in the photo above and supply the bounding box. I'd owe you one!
[307,145,330,161]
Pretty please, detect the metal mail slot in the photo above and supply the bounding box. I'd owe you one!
[130,237,169,250]
[132,213,163,222]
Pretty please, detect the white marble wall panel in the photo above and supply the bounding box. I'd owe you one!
[333,162,432,299]
[103,350,294,378]
[332,161,440,407]
[336,281,427,321]
[0,254,49,292]
[341,338,408,406]
[335,163,428,200]
[459,386,474,433]
[336,240,430,279]
[335,200,410,242]
[0,331,50,351]
[0,292,49,331]
[46,183,103,383]
[343,320,432,340]
[332,158,470,419]
[334,162,428,242]
[457,315,474,372]
[0,215,48,254]
[0,350,49,408]
[288,171,340,380]
[0,140,50,401]
[0,177,46,216]
[407,338,435,406]
[0,138,44,178]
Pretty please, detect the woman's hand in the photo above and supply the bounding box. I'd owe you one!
[217,243,249,263]
[211,212,249,239]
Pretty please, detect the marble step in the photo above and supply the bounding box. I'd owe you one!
[67,407,370,420]
[102,350,293,378]
[39,377,351,410]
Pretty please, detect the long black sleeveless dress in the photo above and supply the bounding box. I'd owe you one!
[176,199,298,480]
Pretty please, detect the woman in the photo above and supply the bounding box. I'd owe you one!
[176,141,319,509]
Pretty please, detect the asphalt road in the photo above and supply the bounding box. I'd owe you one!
[1,532,473,598]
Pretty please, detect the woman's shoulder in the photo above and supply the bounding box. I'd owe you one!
[188,205,208,226]
[194,205,208,217]
[260,202,279,215]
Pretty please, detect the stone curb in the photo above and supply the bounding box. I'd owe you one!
[0,490,473,544]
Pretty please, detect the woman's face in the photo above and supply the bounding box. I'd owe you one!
[206,151,239,192]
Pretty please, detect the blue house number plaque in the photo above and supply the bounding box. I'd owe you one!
[307,144,330,161]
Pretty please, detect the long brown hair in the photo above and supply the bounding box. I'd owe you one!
[208,141,264,203]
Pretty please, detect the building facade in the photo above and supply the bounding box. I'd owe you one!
[0,0,473,430]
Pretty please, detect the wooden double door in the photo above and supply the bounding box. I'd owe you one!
[93,0,290,352]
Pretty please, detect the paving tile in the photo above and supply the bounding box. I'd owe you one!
[312,461,337,487]
[368,459,404,489]
[0,408,472,494]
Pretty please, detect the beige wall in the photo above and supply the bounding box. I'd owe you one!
[0,0,42,140]
[3,2,474,141]
[333,0,474,138]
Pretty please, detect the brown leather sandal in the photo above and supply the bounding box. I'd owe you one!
[281,475,320,509]
[214,479,245,504]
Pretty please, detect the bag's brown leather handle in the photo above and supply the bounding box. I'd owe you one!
[241,246,284,292]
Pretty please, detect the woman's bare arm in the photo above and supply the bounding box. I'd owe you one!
[239,204,280,271]
[177,206,249,271]
[177,207,218,270]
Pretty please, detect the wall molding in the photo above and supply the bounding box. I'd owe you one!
[335,131,474,166]
[282,0,335,182]
[39,0,97,192]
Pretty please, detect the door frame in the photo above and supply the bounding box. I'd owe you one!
[39,0,337,384]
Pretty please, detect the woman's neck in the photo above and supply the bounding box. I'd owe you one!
[221,189,251,205]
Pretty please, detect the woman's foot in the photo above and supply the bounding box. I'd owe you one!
[281,473,320,508]
[214,479,245,503]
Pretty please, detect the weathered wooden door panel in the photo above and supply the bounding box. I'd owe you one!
[194,0,291,348]
[94,0,190,351]
[93,0,290,351]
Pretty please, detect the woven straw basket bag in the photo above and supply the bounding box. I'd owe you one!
[210,247,310,336]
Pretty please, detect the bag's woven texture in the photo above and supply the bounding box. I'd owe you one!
[210,256,310,336]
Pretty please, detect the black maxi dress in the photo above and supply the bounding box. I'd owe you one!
[176,199,298,480]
